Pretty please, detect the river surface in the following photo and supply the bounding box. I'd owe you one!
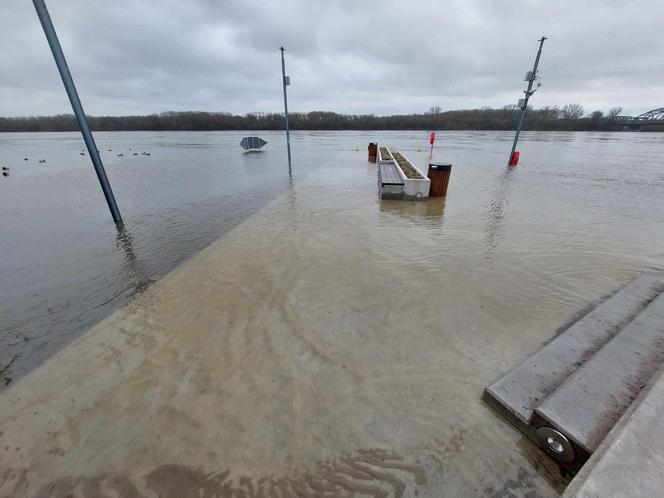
[1,130,320,386]
[0,130,663,496]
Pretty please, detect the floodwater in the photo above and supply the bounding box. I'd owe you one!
[0,130,320,387]
[1,130,663,497]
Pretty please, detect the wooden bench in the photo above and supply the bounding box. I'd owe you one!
[378,162,404,199]
[379,162,404,185]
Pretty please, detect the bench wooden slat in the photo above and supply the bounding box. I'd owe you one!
[379,163,403,185]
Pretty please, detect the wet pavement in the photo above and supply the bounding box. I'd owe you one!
[2,131,664,497]
[0,154,571,497]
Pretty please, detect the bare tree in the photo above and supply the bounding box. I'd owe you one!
[561,104,584,120]
[539,105,561,120]
[608,107,623,119]
[0,107,636,132]
[429,106,442,114]
[502,104,519,112]
[590,110,604,119]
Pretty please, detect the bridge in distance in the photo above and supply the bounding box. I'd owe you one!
[616,107,664,128]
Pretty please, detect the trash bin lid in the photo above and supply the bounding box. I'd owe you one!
[429,163,452,170]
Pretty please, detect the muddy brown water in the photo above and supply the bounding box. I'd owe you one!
[1,130,664,497]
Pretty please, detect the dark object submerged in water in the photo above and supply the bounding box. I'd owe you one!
[240,137,267,151]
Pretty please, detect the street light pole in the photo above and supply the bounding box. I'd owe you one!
[32,0,123,224]
[280,46,292,176]
[508,36,547,167]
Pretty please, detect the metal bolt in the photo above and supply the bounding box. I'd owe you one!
[536,426,575,463]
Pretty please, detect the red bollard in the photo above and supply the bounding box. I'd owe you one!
[509,150,520,167]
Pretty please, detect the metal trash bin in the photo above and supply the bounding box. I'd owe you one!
[368,142,378,163]
[427,163,452,196]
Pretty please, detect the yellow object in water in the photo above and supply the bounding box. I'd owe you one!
[355,147,359,151]
[417,148,422,152]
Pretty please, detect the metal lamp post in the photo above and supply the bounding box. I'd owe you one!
[508,36,547,167]
[33,0,123,223]
[279,46,292,176]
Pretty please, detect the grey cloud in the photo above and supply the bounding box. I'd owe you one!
[1,0,663,117]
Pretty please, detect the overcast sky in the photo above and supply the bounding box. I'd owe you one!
[2,0,663,117]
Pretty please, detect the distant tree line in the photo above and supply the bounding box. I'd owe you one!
[0,105,648,132]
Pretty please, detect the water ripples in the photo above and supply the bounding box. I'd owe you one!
[2,130,664,390]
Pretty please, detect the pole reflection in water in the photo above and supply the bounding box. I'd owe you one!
[115,224,154,295]
[484,170,513,265]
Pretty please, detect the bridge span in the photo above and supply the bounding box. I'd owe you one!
[616,107,664,127]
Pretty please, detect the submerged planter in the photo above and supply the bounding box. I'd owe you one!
[377,146,394,164]
[393,152,430,200]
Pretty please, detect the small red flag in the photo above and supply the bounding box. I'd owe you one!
[429,132,436,145]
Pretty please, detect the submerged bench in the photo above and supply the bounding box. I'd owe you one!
[378,162,404,199]
[377,148,430,201]
[379,162,404,185]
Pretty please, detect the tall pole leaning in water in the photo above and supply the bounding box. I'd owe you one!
[280,47,292,176]
[33,0,123,223]
[508,36,547,167]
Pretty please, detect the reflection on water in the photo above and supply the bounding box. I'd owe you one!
[380,197,447,221]
[0,130,324,388]
[115,224,139,278]
[1,129,664,393]
[484,170,512,265]
[115,224,155,296]
[1,130,664,497]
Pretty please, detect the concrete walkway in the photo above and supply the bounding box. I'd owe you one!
[1,155,573,497]
[564,366,664,497]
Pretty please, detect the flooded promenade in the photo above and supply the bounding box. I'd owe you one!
[2,131,664,496]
